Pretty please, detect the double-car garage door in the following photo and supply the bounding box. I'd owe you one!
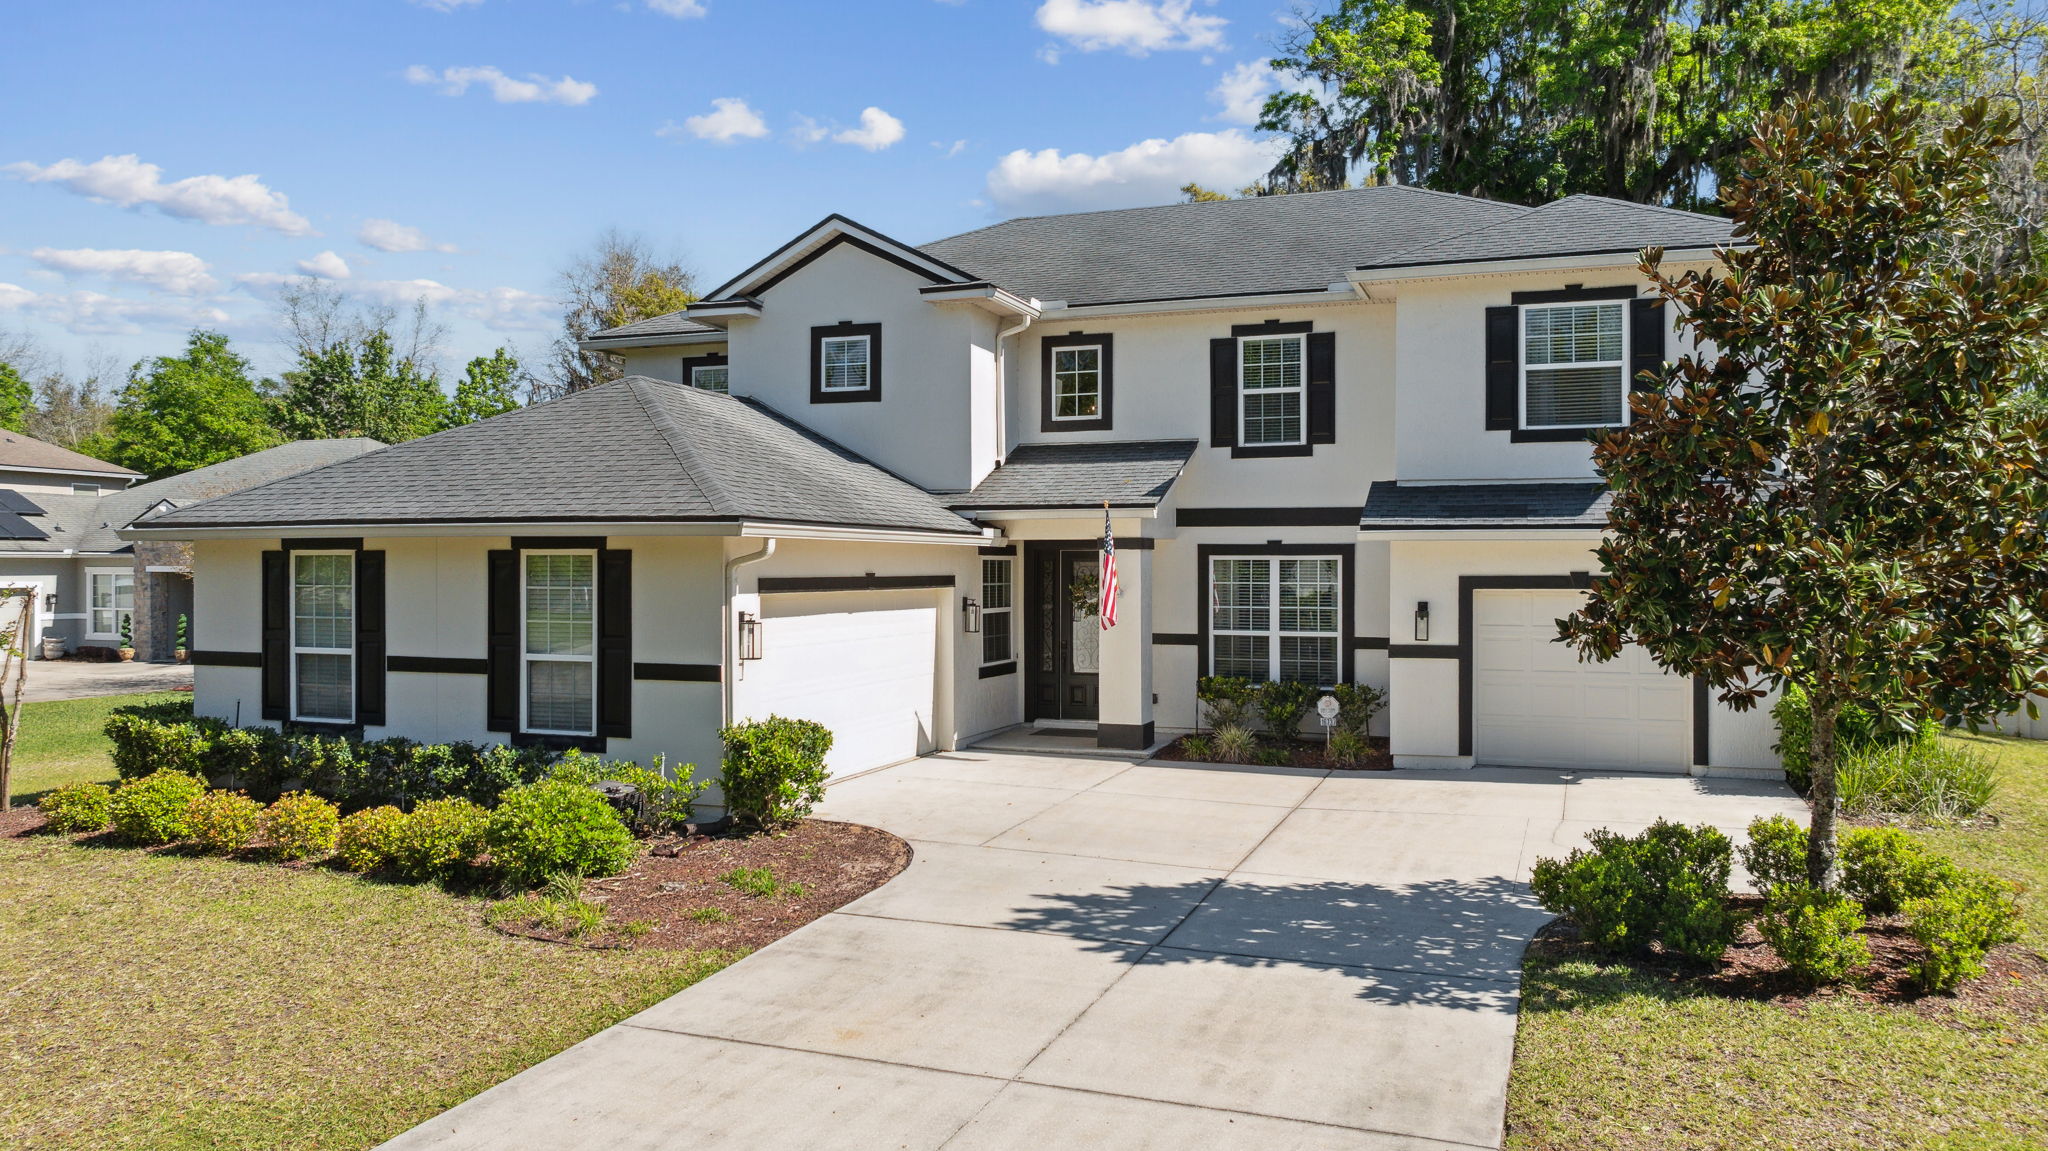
[735,589,938,777]
[1472,588,1690,773]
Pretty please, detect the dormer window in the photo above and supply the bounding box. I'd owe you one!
[691,364,729,393]
[810,322,883,403]
[1521,301,1626,429]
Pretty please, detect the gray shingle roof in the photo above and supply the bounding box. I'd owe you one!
[141,378,980,536]
[1357,195,1734,271]
[584,312,723,343]
[953,440,1197,511]
[1359,481,1611,529]
[0,429,139,479]
[918,185,1528,307]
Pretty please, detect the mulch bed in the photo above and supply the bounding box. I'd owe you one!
[495,818,912,952]
[1154,733,1393,771]
[1531,899,2048,1022]
[0,806,48,838]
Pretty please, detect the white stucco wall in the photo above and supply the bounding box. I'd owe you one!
[615,342,728,384]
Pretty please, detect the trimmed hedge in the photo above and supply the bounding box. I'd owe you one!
[485,780,637,886]
[720,716,832,831]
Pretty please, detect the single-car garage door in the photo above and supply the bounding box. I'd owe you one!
[1473,588,1689,772]
[737,590,938,777]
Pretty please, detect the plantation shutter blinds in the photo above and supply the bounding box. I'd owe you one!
[1629,297,1666,393]
[354,550,387,728]
[1306,331,1336,444]
[260,550,289,720]
[1521,304,1625,427]
[485,549,519,733]
[1208,337,1237,448]
[1484,305,1519,429]
[597,548,632,739]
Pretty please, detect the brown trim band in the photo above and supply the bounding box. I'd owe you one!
[1388,644,1460,659]
[1153,633,1199,646]
[757,574,956,594]
[1230,319,1315,337]
[188,649,262,667]
[1097,721,1154,750]
[511,536,607,551]
[978,545,1017,556]
[635,663,722,683]
[1510,285,1638,304]
[280,537,363,552]
[978,661,1017,680]
[389,656,488,675]
[1352,637,1391,651]
[1177,507,1361,528]
[1694,677,1711,767]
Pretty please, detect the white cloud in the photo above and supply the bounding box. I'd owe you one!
[233,273,552,333]
[296,250,351,279]
[934,139,968,158]
[664,97,769,143]
[835,107,906,151]
[357,217,456,254]
[1034,0,1226,55]
[405,65,598,106]
[28,247,218,295]
[986,128,1285,213]
[410,0,484,9]
[5,154,314,235]
[1213,60,1276,124]
[646,0,708,16]
[0,282,231,336]
[790,115,829,145]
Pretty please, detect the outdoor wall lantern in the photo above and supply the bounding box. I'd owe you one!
[1413,601,1431,643]
[962,595,981,633]
[737,611,764,662]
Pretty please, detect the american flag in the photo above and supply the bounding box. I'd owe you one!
[1100,505,1119,630]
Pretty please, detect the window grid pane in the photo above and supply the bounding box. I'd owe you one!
[293,554,354,651]
[526,660,594,734]
[1210,555,1341,684]
[1525,366,1624,426]
[1213,635,1269,681]
[692,366,729,393]
[1209,558,1270,633]
[982,612,1012,664]
[982,559,1012,609]
[1242,391,1302,445]
[822,336,870,391]
[1524,303,1623,366]
[295,653,353,721]
[1240,337,1303,389]
[525,554,595,656]
[1052,347,1101,418]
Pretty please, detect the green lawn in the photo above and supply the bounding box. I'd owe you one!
[1507,733,2048,1150]
[5,691,187,805]
[0,693,738,1150]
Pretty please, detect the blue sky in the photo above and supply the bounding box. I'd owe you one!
[1,0,1304,382]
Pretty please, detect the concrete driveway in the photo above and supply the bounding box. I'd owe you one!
[386,753,1805,1151]
[24,659,192,702]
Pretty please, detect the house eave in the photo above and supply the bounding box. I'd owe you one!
[1039,284,1367,321]
[577,330,729,352]
[1360,526,1608,542]
[1349,246,1732,286]
[123,516,991,546]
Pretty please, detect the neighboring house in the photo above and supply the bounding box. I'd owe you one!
[0,439,382,659]
[128,188,1783,780]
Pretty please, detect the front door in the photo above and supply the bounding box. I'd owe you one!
[1025,543,1100,722]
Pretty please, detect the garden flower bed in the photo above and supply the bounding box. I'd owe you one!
[1155,733,1392,770]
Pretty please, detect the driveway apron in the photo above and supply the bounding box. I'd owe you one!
[383,752,1806,1150]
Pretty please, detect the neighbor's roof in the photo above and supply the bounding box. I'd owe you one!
[919,185,1528,307]
[1356,195,1735,271]
[1358,480,1612,530]
[139,378,981,536]
[0,429,139,479]
[582,313,724,344]
[953,440,1197,511]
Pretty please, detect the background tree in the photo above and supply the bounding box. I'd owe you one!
[268,280,452,443]
[105,331,279,479]
[26,352,118,450]
[545,229,696,397]
[443,347,524,429]
[1560,97,2048,890]
[0,362,32,433]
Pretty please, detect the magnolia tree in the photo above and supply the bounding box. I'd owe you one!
[1562,96,2048,890]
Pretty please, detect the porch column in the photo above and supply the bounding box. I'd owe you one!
[1094,542,1153,750]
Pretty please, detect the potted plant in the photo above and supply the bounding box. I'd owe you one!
[117,615,135,662]
[174,614,189,663]
[39,635,64,661]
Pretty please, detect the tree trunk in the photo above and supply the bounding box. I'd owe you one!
[1804,691,1844,889]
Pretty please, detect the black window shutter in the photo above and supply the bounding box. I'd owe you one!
[354,550,386,727]
[1485,305,1519,430]
[1208,337,1237,448]
[486,549,519,733]
[597,549,633,739]
[1307,331,1336,444]
[1629,297,1666,393]
[260,550,288,721]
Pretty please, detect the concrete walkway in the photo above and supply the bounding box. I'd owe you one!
[385,753,1806,1151]
[23,659,192,702]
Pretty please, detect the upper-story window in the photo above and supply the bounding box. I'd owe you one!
[1040,332,1114,432]
[811,322,883,404]
[1239,333,1306,446]
[1521,301,1626,429]
[690,364,729,393]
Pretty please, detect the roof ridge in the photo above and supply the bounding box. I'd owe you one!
[1554,192,1731,224]
[920,183,1440,248]
[1364,197,1547,264]
[623,377,742,514]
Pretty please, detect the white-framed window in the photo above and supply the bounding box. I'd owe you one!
[86,569,134,640]
[522,551,597,737]
[690,364,729,393]
[72,483,100,494]
[820,335,871,392]
[1050,345,1103,421]
[1521,301,1627,429]
[290,552,354,723]
[981,558,1013,665]
[1239,334,1306,446]
[1209,555,1341,684]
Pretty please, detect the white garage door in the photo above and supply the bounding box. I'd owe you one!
[1473,588,1690,772]
[737,590,938,777]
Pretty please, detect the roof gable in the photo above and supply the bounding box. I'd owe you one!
[702,214,980,303]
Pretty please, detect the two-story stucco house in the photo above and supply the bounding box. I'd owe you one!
[126,187,1782,781]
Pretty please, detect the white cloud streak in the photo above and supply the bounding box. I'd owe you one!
[986,129,1286,213]
[835,107,906,151]
[663,97,770,143]
[296,251,352,279]
[0,282,232,336]
[28,248,218,295]
[5,154,314,235]
[405,65,598,106]
[1034,0,1226,55]
[357,218,456,253]
[646,0,708,17]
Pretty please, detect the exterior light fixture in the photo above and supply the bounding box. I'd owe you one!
[962,595,981,633]
[737,611,764,661]
[1413,601,1431,642]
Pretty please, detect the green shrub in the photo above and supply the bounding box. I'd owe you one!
[1839,734,1998,821]
[1741,814,1809,893]
[1530,820,1739,963]
[485,780,637,887]
[1178,735,1214,761]
[388,797,489,881]
[1212,724,1257,763]
[1757,884,1870,987]
[1328,729,1371,766]
[1907,871,2024,992]
[38,782,112,834]
[1772,683,1914,793]
[1253,744,1294,767]
[1256,680,1319,739]
[1840,826,1963,916]
[104,714,213,782]
[719,716,832,831]
[109,770,207,844]
[1328,682,1387,738]
[1196,676,1259,730]
[260,792,340,860]
[335,805,406,872]
[548,752,708,834]
[186,789,263,854]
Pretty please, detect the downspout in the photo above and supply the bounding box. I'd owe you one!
[722,538,777,727]
[993,312,1034,467]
